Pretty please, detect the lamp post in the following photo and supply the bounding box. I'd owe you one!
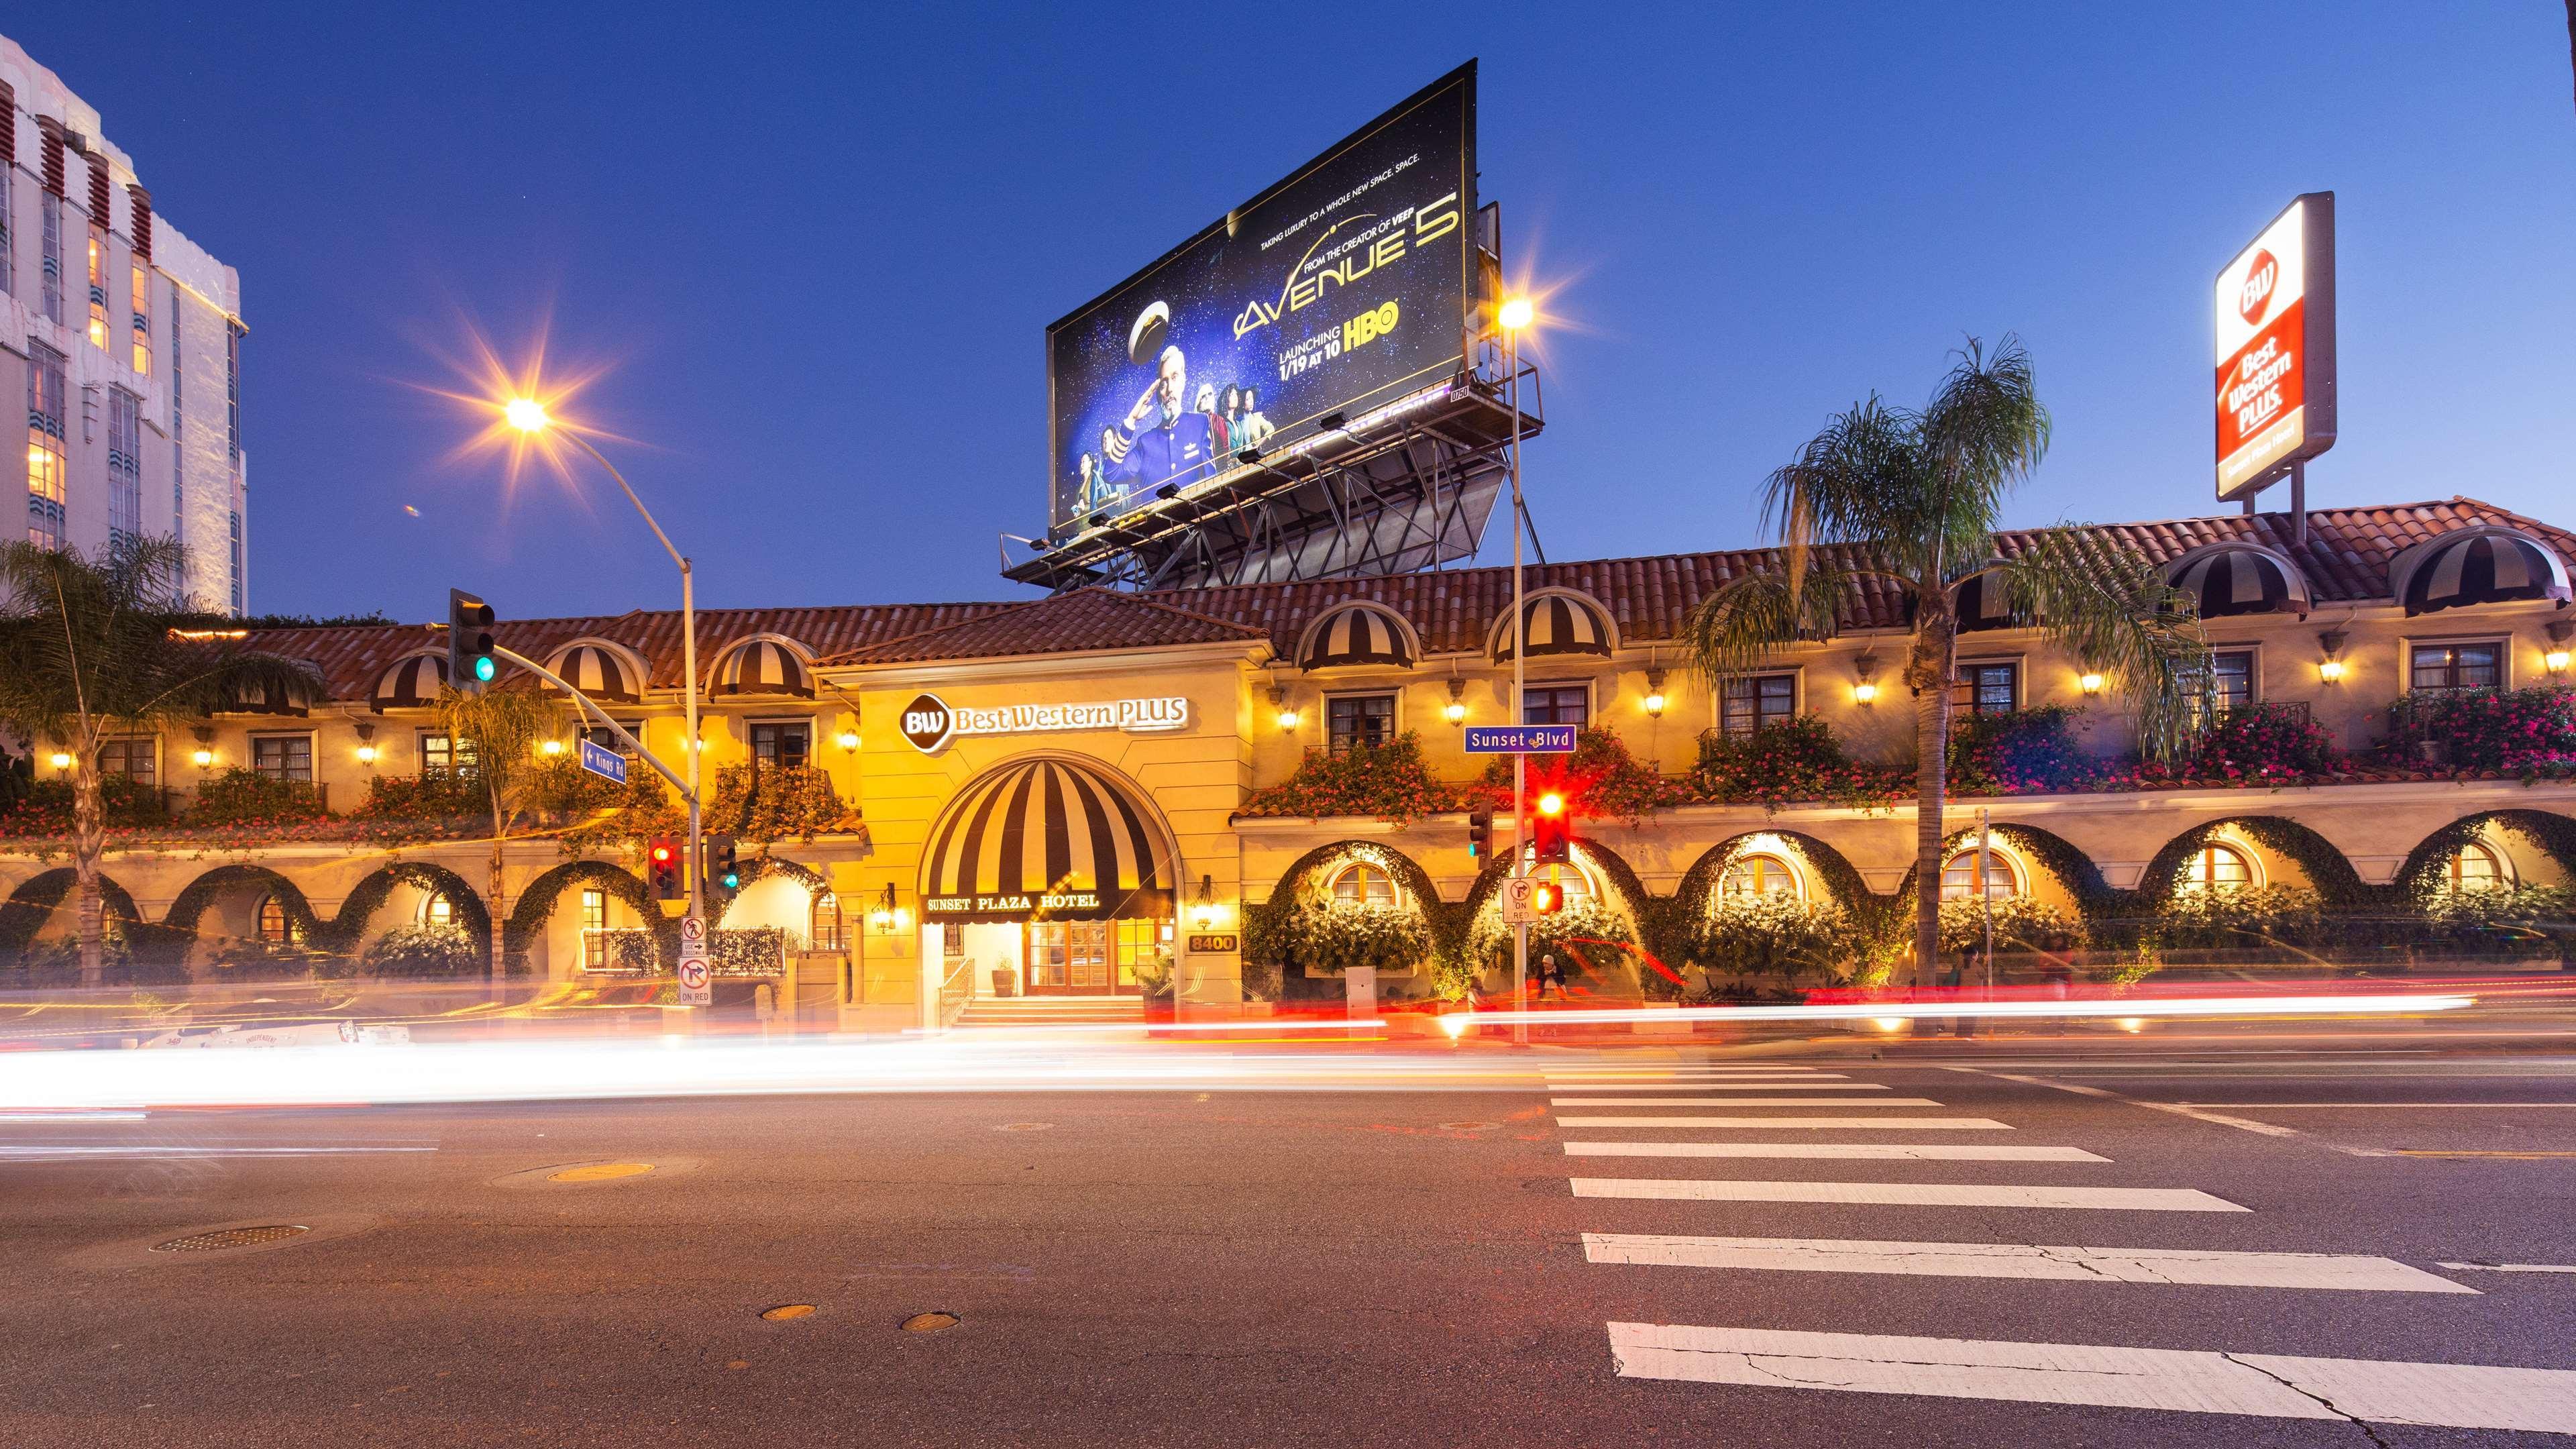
[1499,295,1534,1042]
[507,399,705,934]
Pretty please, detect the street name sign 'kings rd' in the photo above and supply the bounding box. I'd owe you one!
[577,737,627,785]
[1464,724,1577,755]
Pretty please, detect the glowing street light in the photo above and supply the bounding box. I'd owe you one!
[504,396,549,433]
[1498,296,1535,332]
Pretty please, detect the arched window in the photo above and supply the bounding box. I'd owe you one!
[1941,849,2022,902]
[812,890,845,951]
[256,894,293,945]
[2446,842,2507,893]
[420,894,455,928]
[2178,844,2255,894]
[1720,853,1800,900]
[1332,863,1399,908]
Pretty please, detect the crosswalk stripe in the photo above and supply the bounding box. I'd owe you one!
[1552,1096,1944,1107]
[1605,1324,2576,1433]
[1556,1116,2010,1130]
[1584,1234,2471,1291]
[1571,1178,2247,1211]
[1544,1070,1832,1079]
[1535,1077,1885,1087]
[1564,1142,2108,1162]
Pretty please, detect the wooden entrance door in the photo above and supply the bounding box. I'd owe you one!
[1025,921,1114,996]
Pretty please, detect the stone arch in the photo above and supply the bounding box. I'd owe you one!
[327,861,492,971]
[1878,822,2115,918]
[1674,829,1876,914]
[1456,834,1656,995]
[504,859,663,972]
[164,863,325,943]
[0,868,143,956]
[2393,809,2576,898]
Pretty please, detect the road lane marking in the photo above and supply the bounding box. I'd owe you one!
[1941,1065,2384,1155]
[2182,1102,2576,1108]
[1585,1234,2471,1291]
[1542,1072,1838,1081]
[1604,1324,2576,1432]
[1543,1082,1889,1092]
[1550,1097,1945,1107]
[1557,1116,2010,1130]
[1564,1142,2108,1162]
[1572,1179,2247,1211]
[2438,1261,2576,1275]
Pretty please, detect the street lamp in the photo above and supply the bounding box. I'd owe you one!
[1501,295,1534,1040]
[505,395,708,932]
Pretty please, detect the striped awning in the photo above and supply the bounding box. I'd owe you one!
[2164,543,2312,619]
[711,639,812,697]
[2392,528,2573,616]
[549,643,640,704]
[371,652,449,711]
[1493,592,1613,661]
[1949,569,2017,633]
[1301,602,1415,669]
[227,676,313,716]
[919,757,1171,922]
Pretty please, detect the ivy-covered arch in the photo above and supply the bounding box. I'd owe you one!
[504,859,665,972]
[0,868,143,956]
[323,861,492,971]
[2133,815,2368,909]
[162,864,325,944]
[1245,841,1459,997]
[2393,809,2576,899]
[1674,830,1877,916]
[1882,822,2118,919]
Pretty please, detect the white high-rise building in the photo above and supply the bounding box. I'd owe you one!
[1,34,245,614]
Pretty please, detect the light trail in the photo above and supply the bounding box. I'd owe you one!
[1453,993,2475,1030]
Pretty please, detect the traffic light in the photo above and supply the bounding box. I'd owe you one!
[1530,877,1565,916]
[645,837,683,900]
[1467,803,1493,861]
[447,588,496,695]
[706,835,739,892]
[1532,789,1570,865]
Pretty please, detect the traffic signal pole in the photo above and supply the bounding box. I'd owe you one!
[489,647,692,802]
[1507,325,1527,1047]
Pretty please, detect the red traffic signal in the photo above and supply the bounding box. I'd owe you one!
[1532,790,1570,865]
[646,838,684,900]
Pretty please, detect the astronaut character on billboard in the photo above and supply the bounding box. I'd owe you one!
[1102,301,1227,498]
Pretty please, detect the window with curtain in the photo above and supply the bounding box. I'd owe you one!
[1941,849,2021,901]
[1521,685,1590,727]
[2178,844,2255,894]
[97,738,154,786]
[1720,674,1796,737]
[2410,642,2502,693]
[1951,662,2019,716]
[1326,694,1395,753]
[580,888,609,969]
[256,894,292,945]
[751,722,810,769]
[1720,855,1799,899]
[25,343,66,549]
[1330,863,1399,908]
[251,735,311,784]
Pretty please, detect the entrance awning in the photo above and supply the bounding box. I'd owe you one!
[921,757,1173,922]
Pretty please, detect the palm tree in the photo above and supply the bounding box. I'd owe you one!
[0,537,320,985]
[433,682,569,974]
[1680,339,2208,987]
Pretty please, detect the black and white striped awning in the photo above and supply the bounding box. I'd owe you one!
[227,675,313,716]
[1493,592,1614,661]
[2164,543,2312,619]
[919,757,1171,922]
[549,643,641,704]
[1949,569,2018,633]
[371,653,448,711]
[1301,602,1415,669]
[711,639,812,697]
[2392,528,2573,617]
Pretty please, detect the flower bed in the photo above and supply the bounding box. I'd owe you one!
[2388,687,2576,773]
[1240,733,1468,821]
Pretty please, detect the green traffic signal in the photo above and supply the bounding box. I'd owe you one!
[473,655,495,682]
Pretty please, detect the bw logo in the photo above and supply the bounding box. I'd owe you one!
[900,693,953,754]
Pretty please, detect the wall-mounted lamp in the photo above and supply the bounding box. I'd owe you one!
[837,728,861,753]
[191,726,214,769]
[2318,629,2348,684]
[1191,873,1218,929]
[869,882,907,934]
[2078,671,2105,696]
[1443,678,1468,726]
[1853,652,1880,705]
[48,751,72,771]
[1642,667,1668,719]
[354,720,378,767]
[2548,621,2573,678]
[539,738,565,757]
[1270,685,1300,732]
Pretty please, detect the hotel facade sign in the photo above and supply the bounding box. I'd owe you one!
[2214,192,2336,502]
[899,691,1190,754]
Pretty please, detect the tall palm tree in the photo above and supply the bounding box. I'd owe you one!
[1680,339,2208,987]
[0,537,320,985]
[434,682,567,974]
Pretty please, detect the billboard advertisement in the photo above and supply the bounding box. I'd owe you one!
[2215,192,2337,501]
[1046,64,1478,535]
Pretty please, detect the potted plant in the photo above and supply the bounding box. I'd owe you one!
[1136,947,1177,1022]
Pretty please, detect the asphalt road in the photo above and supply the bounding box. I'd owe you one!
[9,1036,2576,1446]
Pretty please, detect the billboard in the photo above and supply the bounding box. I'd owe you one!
[1046,64,1478,535]
[2215,192,2337,501]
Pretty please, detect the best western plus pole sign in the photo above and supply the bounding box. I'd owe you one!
[2214,193,2337,501]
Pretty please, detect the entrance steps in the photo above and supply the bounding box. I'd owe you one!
[956,995,1145,1028]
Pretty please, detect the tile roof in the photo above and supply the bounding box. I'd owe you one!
[824,588,1271,665]
[232,499,2575,698]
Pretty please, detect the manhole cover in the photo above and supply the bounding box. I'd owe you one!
[993,1123,1052,1132]
[760,1303,817,1322]
[152,1224,309,1253]
[900,1311,961,1333]
[548,1162,656,1183]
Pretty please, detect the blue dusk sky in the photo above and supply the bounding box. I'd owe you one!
[12,3,2572,621]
